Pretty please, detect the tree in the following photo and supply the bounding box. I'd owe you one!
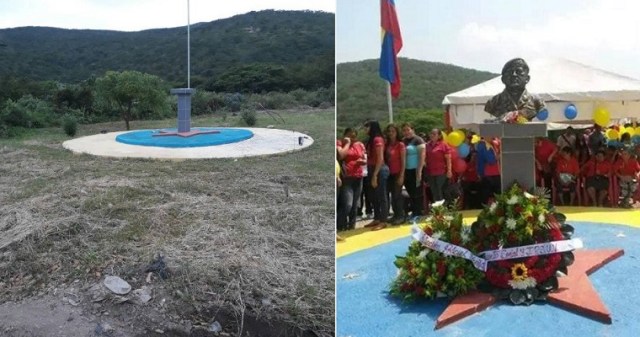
[95,71,168,130]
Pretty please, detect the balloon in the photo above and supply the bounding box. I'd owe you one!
[564,104,578,120]
[619,126,627,138]
[632,135,640,145]
[536,108,549,121]
[453,158,467,174]
[458,143,470,158]
[441,131,447,141]
[635,126,640,136]
[471,135,481,144]
[593,107,610,126]
[605,129,619,140]
[446,130,465,147]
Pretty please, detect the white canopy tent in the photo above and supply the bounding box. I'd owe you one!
[443,58,640,131]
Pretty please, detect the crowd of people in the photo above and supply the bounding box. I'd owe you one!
[336,121,640,236]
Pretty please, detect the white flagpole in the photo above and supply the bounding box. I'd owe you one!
[386,81,393,123]
[187,0,191,89]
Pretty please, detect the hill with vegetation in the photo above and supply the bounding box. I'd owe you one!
[337,58,496,133]
[0,10,333,91]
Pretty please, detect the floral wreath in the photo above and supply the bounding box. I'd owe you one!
[390,201,485,301]
[470,184,575,304]
[390,185,576,305]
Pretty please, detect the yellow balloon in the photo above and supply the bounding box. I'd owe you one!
[593,107,610,126]
[335,160,341,177]
[441,131,447,141]
[447,130,465,147]
[606,129,619,140]
[471,135,481,144]
[635,126,640,136]
[619,126,627,139]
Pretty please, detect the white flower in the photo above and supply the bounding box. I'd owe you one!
[508,277,537,289]
[444,215,454,221]
[461,227,471,243]
[524,191,535,199]
[489,202,497,213]
[507,195,519,205]
[396,269,402,277]
[431,199,445,208]
[418,249,429,259]
[506,218,517,230]
[538,214,546,224]
[431,231,444,241]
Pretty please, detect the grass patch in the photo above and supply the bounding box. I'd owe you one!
[0,109,335,336]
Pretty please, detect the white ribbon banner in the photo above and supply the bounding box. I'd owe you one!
[410,225,583,272]
[411,225,488,271]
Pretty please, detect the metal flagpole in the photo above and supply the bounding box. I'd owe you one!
[187,0,191,89]
[386,81,393,123]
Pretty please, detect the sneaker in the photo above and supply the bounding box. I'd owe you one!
[363,220,381,228]
[370,222,389,231]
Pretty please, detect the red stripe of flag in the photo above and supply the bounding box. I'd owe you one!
[379,0,403,98]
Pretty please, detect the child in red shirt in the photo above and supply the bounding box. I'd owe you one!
[554,147,580,205]
[614,149,640,208]
[582,150,612,207]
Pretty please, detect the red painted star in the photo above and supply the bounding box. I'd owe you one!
[153,129,220,138]
[435,249,624,329]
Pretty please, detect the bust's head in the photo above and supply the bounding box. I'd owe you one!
[501,58,530,90]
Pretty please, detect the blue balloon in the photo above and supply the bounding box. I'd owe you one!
[457,143,470,158]
[536,108,549,121]
[632,135,640,145]
[564,104,578,120]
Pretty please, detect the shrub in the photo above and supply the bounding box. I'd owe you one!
[62,115,78,137]
[241,109,257,126]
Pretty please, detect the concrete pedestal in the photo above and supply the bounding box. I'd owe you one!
[479,123,547,192]
[170,88,195,133]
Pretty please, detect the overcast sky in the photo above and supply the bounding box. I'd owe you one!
[337,0,640,79]
[0,0,335,32]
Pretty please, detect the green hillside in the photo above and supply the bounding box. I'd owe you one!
[337,58,497,132]
[0,10,334,91]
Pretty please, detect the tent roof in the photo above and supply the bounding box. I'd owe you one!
[442,58,640,105]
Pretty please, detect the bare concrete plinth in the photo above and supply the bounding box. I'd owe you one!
[170,88,195,133]
[479,123,547,191]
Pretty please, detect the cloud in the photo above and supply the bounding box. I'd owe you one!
[454,0,640,77]
[0,0,335,31]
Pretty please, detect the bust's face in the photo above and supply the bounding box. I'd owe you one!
[502,62,530,89]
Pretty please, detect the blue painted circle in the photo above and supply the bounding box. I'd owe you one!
[115,128,254,148]
[337,222,640,337]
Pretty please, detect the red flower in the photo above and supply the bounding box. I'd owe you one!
[424,227,433,236]
[514,205,523,213]
[436,260,446,277]
[414,286,425,296]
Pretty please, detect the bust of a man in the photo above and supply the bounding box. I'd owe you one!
[484,58,545,122]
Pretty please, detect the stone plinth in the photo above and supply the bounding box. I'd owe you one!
[170,88,195,133]
[479,123,547,192]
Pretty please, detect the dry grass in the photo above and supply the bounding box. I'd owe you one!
[0,109,335,336]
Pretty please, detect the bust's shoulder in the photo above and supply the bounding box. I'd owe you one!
[485,90,508,112]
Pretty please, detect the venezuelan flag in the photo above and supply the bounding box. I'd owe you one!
[379,0,403,98]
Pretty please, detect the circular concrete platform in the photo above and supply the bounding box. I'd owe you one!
[62,127,313,159]
[115,128,254,148]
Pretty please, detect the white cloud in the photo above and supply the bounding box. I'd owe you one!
[0,0,335,31]
[454,0,640,78]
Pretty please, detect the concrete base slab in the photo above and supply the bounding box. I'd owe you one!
[62,127,313,159]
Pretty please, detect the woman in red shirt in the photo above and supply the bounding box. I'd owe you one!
[363,120,390,230]
[554,147,580,205]
[582,150,612,207]
[385,124,406,225]
[614,149,640,208]
[337,128,367,230]
[424,129,452,204]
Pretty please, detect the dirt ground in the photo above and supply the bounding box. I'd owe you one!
[0,110,335,336]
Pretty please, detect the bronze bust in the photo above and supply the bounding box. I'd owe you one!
[484,58,545,122]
